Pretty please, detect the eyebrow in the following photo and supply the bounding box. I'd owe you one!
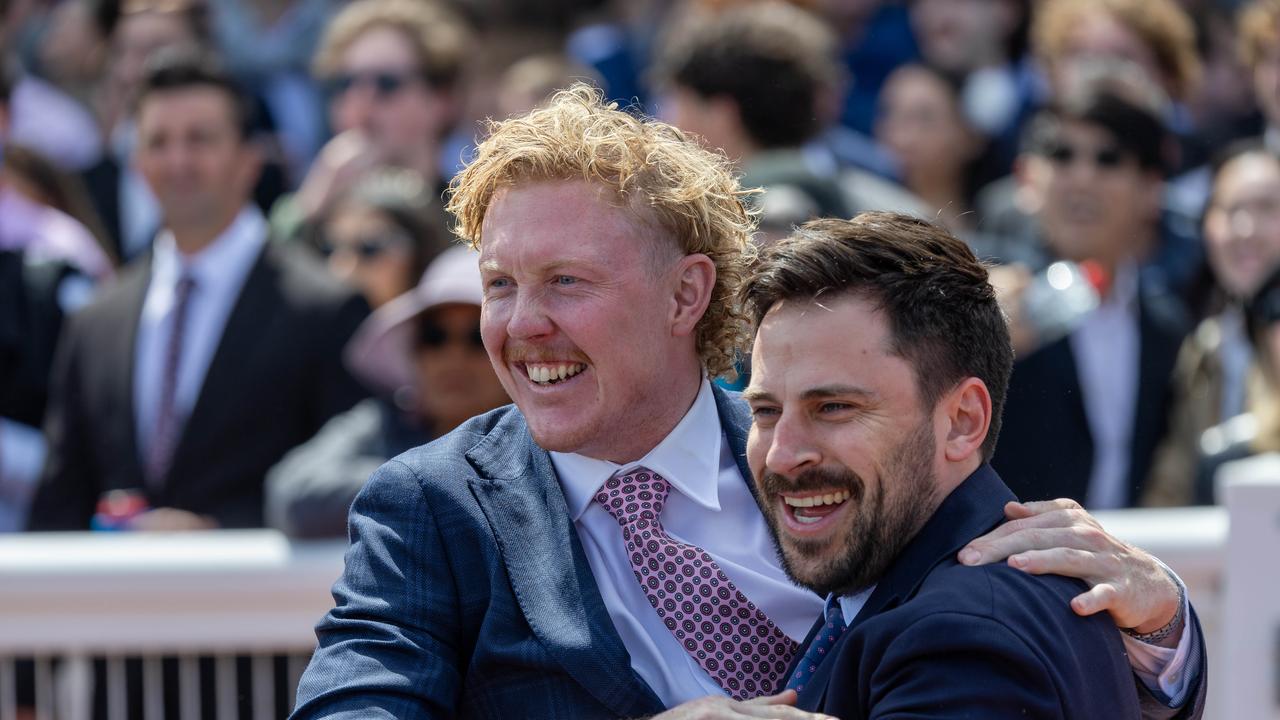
[741,384,877,403]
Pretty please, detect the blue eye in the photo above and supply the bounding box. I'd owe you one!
[555,275,577,286]
[488,277,512,289]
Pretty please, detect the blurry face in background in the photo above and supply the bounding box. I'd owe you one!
[322,204,417,308]
[911,0,1018,73]
[1024,119,1161,266]
[1204,152,1280,299]
[875,66,979,195]
[1252,44,1280,129]
[40,0,108,88]
[414,304,510,430]
[135,87,259,235]
[1052,12,1164,97]
[328,25,450,162]
[109,11,195,112]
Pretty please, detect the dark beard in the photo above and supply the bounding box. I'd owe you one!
[757,419,939,597]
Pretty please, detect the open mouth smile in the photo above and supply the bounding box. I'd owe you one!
[519,361,588,386]
[777,490,852,535]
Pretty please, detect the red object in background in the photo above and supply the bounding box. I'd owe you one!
[1079,259,1111,297]
[90,489,150,531]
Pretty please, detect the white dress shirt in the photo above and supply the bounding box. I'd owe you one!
[551,379,824,706]
[133,207,267,469]
[1071,261,1140,510]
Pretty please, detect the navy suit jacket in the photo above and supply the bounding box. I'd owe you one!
[793,465,1204,720]
[291,388,761,718]
[293,390,1207,719]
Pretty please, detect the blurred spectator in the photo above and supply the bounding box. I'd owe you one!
[976,57,1205,295]
[1196,261,1280,498]
[35,0,116,110]
[653,1,922,240]
[1170,0,1280,218]
[875,62,994,232]
[2,144,114,265]
[1032,0,1203,171]
[991,70,1191,508]
[1146,142,1280,506]
[267,245,510,538]
[909,0,1035,170]
[0,64,112,280]
[313,168,449,309]
[0,62,109,532]
[27,51,368,532]
[494,51,600,119]
[209,0,335,179]
[83,0,288,263]
[274,0,472,244]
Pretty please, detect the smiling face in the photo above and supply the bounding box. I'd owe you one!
[1026,120,1160,266]
[478,179,707,462]
[1204,152,1280,299]
[745,294,942,596]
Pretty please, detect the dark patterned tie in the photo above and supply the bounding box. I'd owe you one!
[595,466,798,700]
[785,596,847,693]
[146,274,196,485]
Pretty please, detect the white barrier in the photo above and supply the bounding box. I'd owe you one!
[1219,454,1280,720]
[0,510,1247,718]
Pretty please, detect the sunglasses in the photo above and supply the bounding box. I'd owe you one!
[416,321,485,351]
[320,235,404,262]
[325,70,421,99]
[1045,143,1127,169]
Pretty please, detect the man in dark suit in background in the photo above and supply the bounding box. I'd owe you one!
[292,85,1204,719]
[28,51,368,531]
[993,66,1190,508]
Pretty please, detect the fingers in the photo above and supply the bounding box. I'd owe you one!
[960,523,1111,566]
[734,703,838,720]
[1014,498,1084,515]
[1004,547,1104,578]
[742,690,798,706]
[1070,582,1119,618]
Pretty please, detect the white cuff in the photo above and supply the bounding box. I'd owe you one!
[1120,561,1193,706]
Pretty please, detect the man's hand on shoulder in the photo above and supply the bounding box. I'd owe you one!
[957,499,1180,636]
[649,691,838,720]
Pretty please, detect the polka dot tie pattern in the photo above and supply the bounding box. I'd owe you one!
[594,467,798,700]
[785,596,847,693]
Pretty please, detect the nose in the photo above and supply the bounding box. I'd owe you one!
[764,412,821,478]
[334,85,377,132]
[328,250,359,283]
[505,287,555,340]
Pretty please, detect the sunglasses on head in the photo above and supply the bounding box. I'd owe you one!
[325,70,421,99]
[416,320,485,351]
[1046,143,1127,169]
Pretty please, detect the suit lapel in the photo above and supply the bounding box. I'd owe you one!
[712,384,759,500]
[1050,340,1094,502]
[1129,281,1187,504]
[110,261,151,483]
[165,245,279,481]
[465,410,665,718]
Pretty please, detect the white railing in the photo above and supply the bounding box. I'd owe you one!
[0,532,346,720]
[0,489,1274,719]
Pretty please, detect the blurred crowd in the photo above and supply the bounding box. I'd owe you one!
[2,0,1279,538]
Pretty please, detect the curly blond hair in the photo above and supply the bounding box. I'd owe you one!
[447,83,757,379]
[1033,0,1201,101]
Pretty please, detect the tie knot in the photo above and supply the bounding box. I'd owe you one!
[594,466,669,526]
[176,274,197,298]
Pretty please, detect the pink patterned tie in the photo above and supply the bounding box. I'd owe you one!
[594,467,799,700]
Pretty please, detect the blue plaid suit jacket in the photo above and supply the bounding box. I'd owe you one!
[290,385,756,719]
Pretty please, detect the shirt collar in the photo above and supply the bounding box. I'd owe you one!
[151,205,266,289]
[835,585,877,626]
[552,378,724,521]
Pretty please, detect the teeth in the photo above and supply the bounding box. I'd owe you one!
[795,514,822,525]
[525,363,587,384]
[782,490,850,508]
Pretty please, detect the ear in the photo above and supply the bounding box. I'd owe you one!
[670,253,716,339]
[939,377,992,463]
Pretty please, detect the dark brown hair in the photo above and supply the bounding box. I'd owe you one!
[741,212,1014,459]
